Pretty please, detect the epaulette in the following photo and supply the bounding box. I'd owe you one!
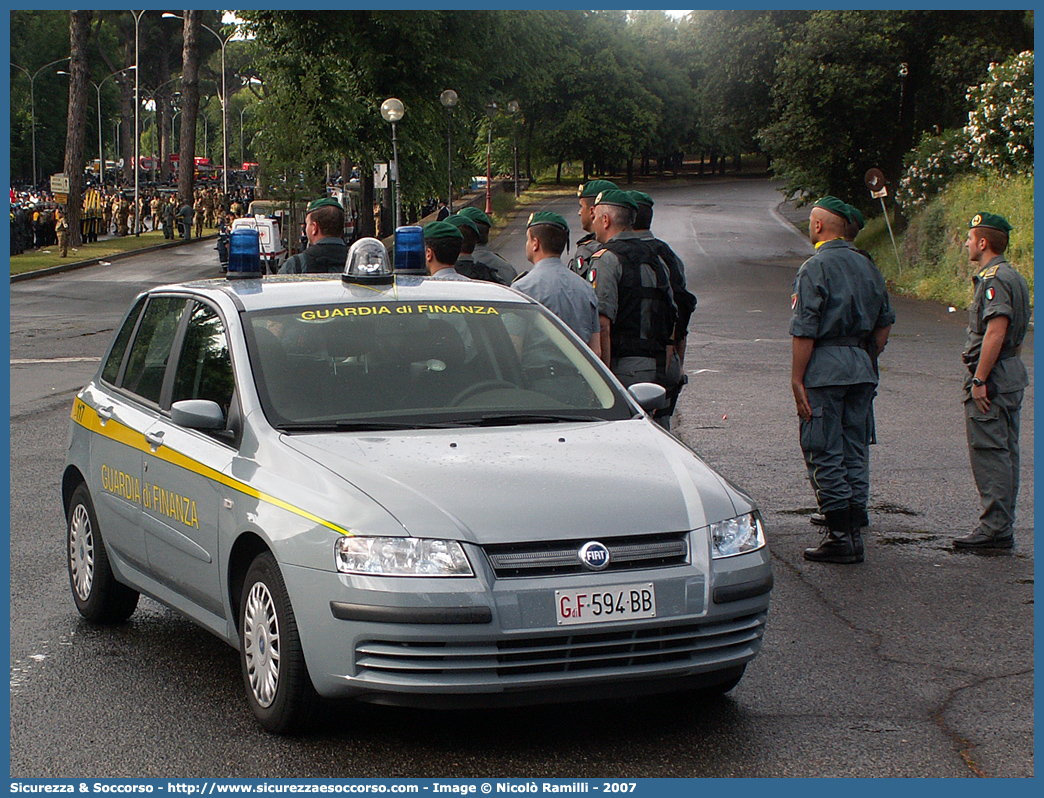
[591,249,608,259]
[981,264,1001,280]
[511,270,529,284]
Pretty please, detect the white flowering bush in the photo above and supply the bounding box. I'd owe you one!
[898,50,1033,210]
[896,128,971,211]
[965,50,1034,176]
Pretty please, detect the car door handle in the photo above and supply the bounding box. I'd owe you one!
[145,430,165,450]
[97,405,113,423]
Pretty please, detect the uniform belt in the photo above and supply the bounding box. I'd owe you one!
[814,336,865,348]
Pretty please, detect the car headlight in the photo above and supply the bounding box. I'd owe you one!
[709,512,766,559]
[334,536,474,577]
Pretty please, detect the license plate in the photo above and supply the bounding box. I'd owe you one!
[555,583,656,626]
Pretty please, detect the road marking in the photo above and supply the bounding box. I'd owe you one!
[10,357,101,364]
[769,200,814,247]
[688,216,709,257]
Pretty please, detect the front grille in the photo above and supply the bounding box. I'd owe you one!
[354,613,765,683]
[484,533,689,578]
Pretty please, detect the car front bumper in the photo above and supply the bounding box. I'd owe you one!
[282,544,772,707]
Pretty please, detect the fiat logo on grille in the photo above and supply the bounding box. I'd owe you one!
[578,541,611,571]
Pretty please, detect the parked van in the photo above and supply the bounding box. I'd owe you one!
[231,215,285,274]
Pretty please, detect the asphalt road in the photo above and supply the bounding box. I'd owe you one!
[8,177,1033,778]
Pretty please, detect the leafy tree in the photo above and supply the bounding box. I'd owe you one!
[10,10,70,186]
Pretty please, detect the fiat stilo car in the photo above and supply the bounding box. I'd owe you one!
[63,255,772,733]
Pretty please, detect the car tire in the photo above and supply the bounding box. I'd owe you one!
[67,483,140,624]
[239,552,318,734]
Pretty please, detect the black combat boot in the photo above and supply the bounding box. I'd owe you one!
[849,506,869,559]
[803,508,861,564]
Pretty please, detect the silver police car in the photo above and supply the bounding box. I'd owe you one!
[63,239,772,733]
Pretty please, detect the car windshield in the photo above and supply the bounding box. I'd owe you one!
[243,300,633,430]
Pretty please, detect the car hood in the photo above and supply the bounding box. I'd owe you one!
[280,419,747,545]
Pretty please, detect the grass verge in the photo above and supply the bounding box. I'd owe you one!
[10,227,218,276]
[862,172,1033,309]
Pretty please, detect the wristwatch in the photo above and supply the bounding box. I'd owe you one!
[972,377,986,387]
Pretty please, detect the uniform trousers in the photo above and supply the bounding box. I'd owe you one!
[801,383,876,515]
[965,389,1023,536]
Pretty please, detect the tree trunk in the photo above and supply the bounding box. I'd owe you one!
[64,11,92,248]
[358,157,375,238]
[177,12,202,206]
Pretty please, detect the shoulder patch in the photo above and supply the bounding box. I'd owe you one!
[985,287,995,301]
[791,293,798,310]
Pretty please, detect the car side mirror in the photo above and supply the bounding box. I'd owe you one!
[627,382,668,413]
[171,399,225,430]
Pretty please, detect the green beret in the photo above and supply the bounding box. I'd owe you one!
[457,206,492,227]
[846,204,865,230]
[307,196,343,213]
[629,191,654,208]
[813,196,852,223]
[423,220,462,241]
[577,179,619,199]
[593,189,638,213]
[969,212,1013,233]
[445,213,480,237]
[526,211,569,231]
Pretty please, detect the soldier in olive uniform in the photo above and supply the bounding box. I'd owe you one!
[457,206,517,284]
[954,213,1031,551]
[55,208,70,257]
[448,214,503,283]
[589,189,678,429]
[790,197,894,564]
[568,179,618,282]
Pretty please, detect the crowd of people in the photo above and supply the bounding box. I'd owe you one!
[10,181,257,255]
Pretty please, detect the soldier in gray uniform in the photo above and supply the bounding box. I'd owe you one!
[589,190,678,429]
[457,206,517,284]
[954,212,1030,551]
[513,211,601,354]
[790,196,894,564]
[447,213,503,284]
[629,191,697,425]
[422,220,469,281]
[567,179,618,282]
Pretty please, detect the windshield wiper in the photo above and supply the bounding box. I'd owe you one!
[467,413,605,427]
[278,421,429,432]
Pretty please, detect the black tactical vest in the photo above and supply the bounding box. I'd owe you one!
[601,236,676,363]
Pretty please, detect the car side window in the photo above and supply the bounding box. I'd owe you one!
[171,301,235,418]
[120,296,187,405]
[101,296,146,385]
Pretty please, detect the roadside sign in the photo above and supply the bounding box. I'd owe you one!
[54,193,68,205]
[51,173,69,194]
[865,168,888,199]
[374,163,388,189]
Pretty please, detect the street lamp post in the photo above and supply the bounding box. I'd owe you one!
[142,76,181,186]
[508,100,520,199]
[439,89,457,214]
[132,9,144,235]
[164,13,233,198]
[11,56,71,187]
[380,97,405,229]
[484,102,497,215]
[239,105,249,167]
[58,66,134,191]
